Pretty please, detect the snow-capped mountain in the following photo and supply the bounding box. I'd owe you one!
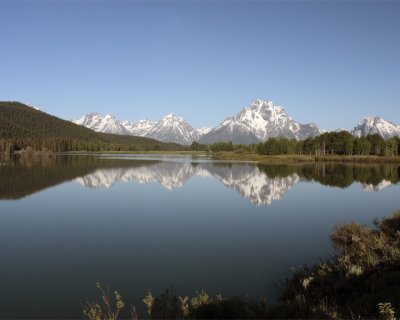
[72,99,323,145]
[351,116,400,139]
[73,100,400,145]
[145,113,199,145]
[73,113,131,135]
[121,119,156,137]
[196,127,212,136]
[199,99,322,144]
[73,113,201,145]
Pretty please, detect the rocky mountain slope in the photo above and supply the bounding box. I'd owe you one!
[351,116,400,139]
[73,113,203,145]
[73,100,400,145]
[144,114,199,145]
[199,100,322,144]
[73,99,322,145]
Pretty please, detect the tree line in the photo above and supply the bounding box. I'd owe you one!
[2,102,399,155]
[0,101,185,153]
[257,131,400,156]
[190,131,400,156]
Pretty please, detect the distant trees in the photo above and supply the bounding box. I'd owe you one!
[189,131,400,157]
[1,101,399,156]
[189,141,254,153]
[256,132,400,157]
[0,102,187,153]
[189,141,208,151]
[257,138,300,155]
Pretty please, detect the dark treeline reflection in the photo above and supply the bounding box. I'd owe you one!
[0,154,159,200]
[259,163,400,188]
[1,154,399,201]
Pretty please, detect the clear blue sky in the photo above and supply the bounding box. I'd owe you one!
[1,1,399,131]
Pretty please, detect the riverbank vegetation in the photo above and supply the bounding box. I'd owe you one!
[84,211,400,319]
[213,152,400,164]
[192,131,400,163]
[191,131,400,157]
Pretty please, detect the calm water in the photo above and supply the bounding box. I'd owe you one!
[0,154,399,318]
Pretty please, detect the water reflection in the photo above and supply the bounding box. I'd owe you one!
[1,155,399,205]
[75,162,301,205]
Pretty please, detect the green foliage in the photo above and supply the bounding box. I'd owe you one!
[255,130,400,157]
[0,154,161,200]
[189,141,208,151]
[275,210,400,319]
[257,138,299,155]
[4,102,398,156]
[210,141,234,152]
[0,101,185,152]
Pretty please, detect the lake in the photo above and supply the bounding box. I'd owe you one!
[0,154,399,318]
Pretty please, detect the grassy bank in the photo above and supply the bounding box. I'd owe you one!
[10,150,400,164]
[58,151,400,164]
[315,154,400,163]
[56,150,210,156]
[213,152,400,163]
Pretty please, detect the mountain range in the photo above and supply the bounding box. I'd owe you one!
[352,116,400,140]
[0,101,183,152]
[73,99,400,145]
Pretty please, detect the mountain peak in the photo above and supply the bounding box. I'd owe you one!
[73,111,200,145]
[86,112,100,118]
[162,113,181,120]
[73,112,130,135]
[199,99,322,144]
[250,99,275,109]
[352,116,400,139]
[146,113,197,145]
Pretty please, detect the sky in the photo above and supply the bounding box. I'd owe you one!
[0,1,399,131]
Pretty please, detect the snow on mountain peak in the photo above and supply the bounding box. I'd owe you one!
[199,99,322,144]
[73,111,204,145]
[352,116,400,139]
[73,112,129,135]
[145,113,198,145]
[250,99,279,111]
[196,127,212,136]
[160,113,184,122]
[72,99,400,145]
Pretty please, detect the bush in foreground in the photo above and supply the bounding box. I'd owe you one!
[83,211,400,319]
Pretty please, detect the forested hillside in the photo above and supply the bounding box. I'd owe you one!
[0,102,184,152]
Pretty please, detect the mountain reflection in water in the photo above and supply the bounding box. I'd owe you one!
[75,162,300,205]
[1,154,399,205]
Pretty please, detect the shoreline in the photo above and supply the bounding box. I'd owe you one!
[211,152,400,164]
[4,150,400,163]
